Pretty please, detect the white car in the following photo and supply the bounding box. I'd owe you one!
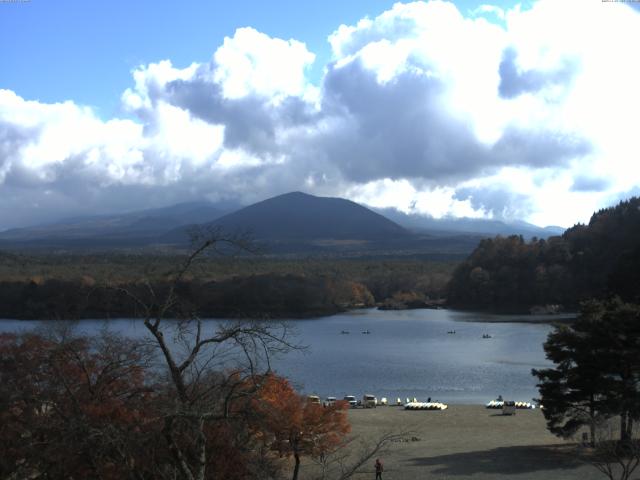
[343,395,358,408]
[325,396,337,407]
[362,394,377,408]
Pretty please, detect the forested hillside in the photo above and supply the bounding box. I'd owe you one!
[447,197,640,310]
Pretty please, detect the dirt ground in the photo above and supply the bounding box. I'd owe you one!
[299,405,606,480]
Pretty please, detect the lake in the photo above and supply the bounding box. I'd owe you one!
[0,308,559,405]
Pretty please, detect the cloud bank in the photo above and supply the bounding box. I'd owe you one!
[1,0,639,229]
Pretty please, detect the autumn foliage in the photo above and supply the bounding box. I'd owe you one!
[253,375,351,479]
[0,331,158,479]
[0,332,351,480]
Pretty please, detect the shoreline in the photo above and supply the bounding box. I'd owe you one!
[1,306,577,324]
[454,313,577,324]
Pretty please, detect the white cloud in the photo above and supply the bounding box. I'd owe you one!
[122,60,200,115]
[148,102,224,167]
[324,0,640,226]
[346,178,486,219]
[1,1,640,229]
[213,27,316,102]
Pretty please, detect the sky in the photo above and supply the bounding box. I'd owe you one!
[1,0,639,230]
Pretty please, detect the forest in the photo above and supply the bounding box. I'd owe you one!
[447,197,640,310]
[0,252,455,320]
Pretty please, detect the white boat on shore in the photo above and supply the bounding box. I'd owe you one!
[404,401,448,411]
[485,399,535,409]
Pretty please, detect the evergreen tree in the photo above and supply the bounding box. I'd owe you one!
[533,299,640,444]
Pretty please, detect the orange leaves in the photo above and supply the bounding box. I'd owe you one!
[1,333,346,479]
[252,374,351,459]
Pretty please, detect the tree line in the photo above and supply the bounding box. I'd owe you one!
[447,197,640,310]
[0,254,454,319]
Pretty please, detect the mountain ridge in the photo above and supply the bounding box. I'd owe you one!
[0,201,236,241]
[0,192,553,256]
[373,207,564,239]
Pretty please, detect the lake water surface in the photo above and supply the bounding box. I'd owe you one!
[0,308,558,405]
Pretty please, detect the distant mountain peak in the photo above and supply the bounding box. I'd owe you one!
[278,191,311,198]
[195,191,410,242]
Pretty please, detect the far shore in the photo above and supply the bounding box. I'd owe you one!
[300,405,601,480]
[454,312,577,324]
[1,305,578,323]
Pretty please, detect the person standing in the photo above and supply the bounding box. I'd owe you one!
[375,458,384,479]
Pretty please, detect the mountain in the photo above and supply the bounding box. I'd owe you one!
[0,192,488,256]
[0,201,237,246]
[163,192,413,248]
[374,208,564,238]
[212,192,409,241]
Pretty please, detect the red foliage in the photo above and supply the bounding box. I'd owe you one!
[0,334,350,480]
[0,332,158,479]
[252,374,351,477]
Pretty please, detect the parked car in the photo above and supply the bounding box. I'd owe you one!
[362,394,377,408]
[325,396,337,407]
[343,395,358,408]
[308,395,321,405]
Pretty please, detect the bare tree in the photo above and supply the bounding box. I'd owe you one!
[581,417,640,480]
[117,228,297,480]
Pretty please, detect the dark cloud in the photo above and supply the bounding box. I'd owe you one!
[318,59,486,182]
[453,186,534,221]
[167,78,277,156]
[571,175,611,192]
[139,64,320,159]
[313,59,590,184]
[498,48,579,99]
[492,127,590,168]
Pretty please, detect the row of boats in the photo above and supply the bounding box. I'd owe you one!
[341,330,493,338]
[485,400,536,409]
[449,331,493,338]
[404,401,449,411]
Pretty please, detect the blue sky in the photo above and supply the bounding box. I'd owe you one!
[0,0,639,230]
[1,0,520,117]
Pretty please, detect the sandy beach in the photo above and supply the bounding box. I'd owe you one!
[300,405,604,480]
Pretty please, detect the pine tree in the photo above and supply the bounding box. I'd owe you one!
[533,299,640,445]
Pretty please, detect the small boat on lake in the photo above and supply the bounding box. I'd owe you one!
[340,330,350,334]
[362,330,371,334]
